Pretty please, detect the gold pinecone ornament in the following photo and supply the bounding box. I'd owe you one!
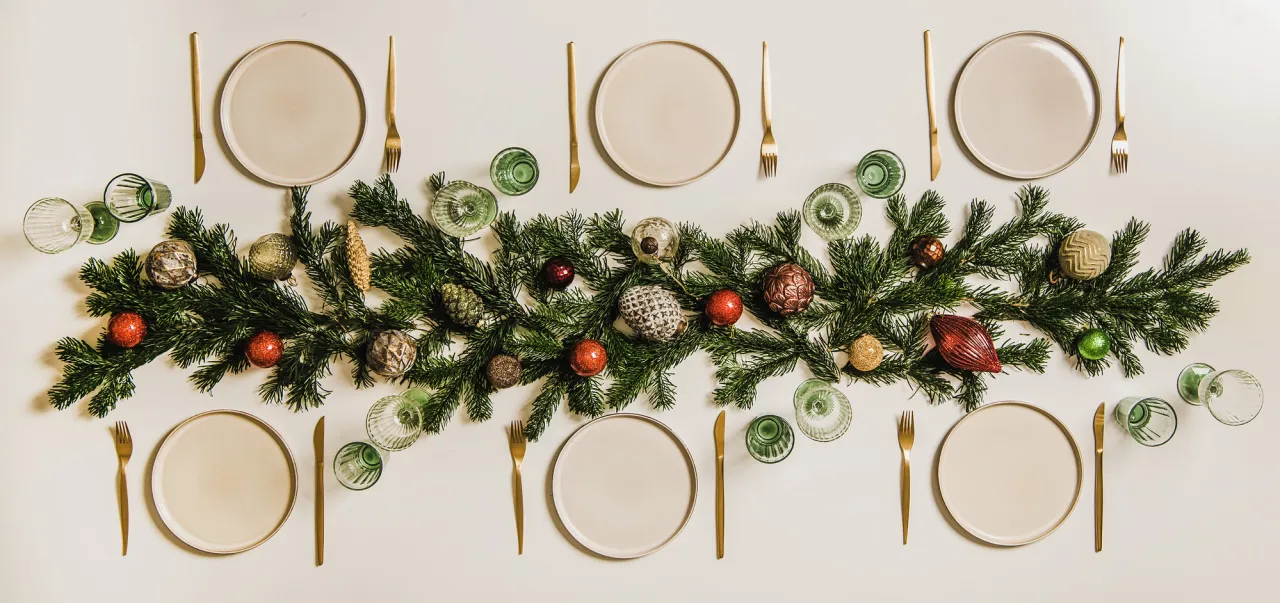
[346,221,371,292]
[441,283,485,327]
[762,262,815,316]
[847,334,885,372]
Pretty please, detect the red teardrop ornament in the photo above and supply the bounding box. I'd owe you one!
[930,314,1002,373]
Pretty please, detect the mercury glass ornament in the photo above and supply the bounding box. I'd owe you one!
[630,217,679,265]
[366,329,417,378]
[145,240,198,290]
[247,233,297,281]
[428,172,498,238]
[793,379,853,442]
[802,183,861,240]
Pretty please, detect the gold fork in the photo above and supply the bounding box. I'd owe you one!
[1110,37,1127,173]
[507,420,527,555]
[113,421,133,556]
[383,35,401,173]
[897,411,914,545]
[759,41,777,178]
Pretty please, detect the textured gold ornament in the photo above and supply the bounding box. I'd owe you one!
[848,334,885,372]
[346,221,371,292]
[1058,229,1111,281]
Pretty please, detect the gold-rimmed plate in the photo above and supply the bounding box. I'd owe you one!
[151,410,298,554]
[937,401,1082,546]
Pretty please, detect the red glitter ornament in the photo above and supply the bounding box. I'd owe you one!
[568,339,607,377]
[930,314,1002,373]
[705,289,743,327]
[106,311,147,349]
[542,257,575,290]
[245,330,285,368]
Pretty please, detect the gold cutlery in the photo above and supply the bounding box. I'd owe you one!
[568,42,580,193]
[1110,37,1127,173]
[759,41,777,178]
[113,421,133,556]
[924,30,940,181]
[314,416,325,566]
[897,411,914,545]
[508,420,527,555]
[1093,402,1105,552]
[190,32,205,184]
[714,410,726,559]
[383,35,402,173]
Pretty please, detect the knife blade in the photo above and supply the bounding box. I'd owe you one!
[568,42,580,193]
[1093,402,1104,553]
[714,410,725,559]
[924,30,940,181]
[314,416,325,566]
[191,32,205,183]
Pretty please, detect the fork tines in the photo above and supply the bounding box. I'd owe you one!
[509,420,526,444]
[1111,143,1128,173]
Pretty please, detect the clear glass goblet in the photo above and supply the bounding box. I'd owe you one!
[1177,363,1263,426]
[23,197,111,253]
[366,394,424,451]
[793,379,853,442]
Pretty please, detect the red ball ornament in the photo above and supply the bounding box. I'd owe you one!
[106,311,147,349]
[705,289,743,326]
[245,330,285,368]
[542,257,575,290]
[930,314,1002,373]
[568,339,607,377]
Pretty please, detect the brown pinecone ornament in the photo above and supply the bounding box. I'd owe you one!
[762,263,815,316]
[930,315,1002,373]
[910,235,945,269]
[847,334,885,372]
[486,354,522,389]
[346,221,371,292]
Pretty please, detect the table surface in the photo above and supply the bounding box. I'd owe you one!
[2,0,1276,601]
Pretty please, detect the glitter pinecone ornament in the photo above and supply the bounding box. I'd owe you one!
[541,257,575,290]
[106,311,147,349]
[705,289,743,327]
[245,330,284,368]
[486,354,522,389]
[847,334,885,372]
[930,315,1002,373]
[618,285,686,342]
[346,221,371,292]
[763,262,815,316]
[441,284,484,327]
[247,233,297,281]
[366,329,417,378]
[568,339,607,377]
[910,235,945,270]
[145,239,198,290]
[1058,229,1111,281]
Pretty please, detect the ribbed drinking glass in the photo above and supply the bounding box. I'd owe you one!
[746,414,795,464]
[334,441,386,491]
[490,147,539,196]
[855,150,905,199]
[104,173,172,222]
[1114,396,1177,446]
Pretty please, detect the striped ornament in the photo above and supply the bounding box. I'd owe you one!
[1058,229,1111,281]
[930,315,1002,373]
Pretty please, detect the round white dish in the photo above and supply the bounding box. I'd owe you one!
[954,31,1101,179]
[551,413,697,558]
[595,40,740,186]
[151,410,298,554]
[937,401,1082,546]
[220,40,366,186]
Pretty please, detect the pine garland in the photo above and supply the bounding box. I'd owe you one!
[47,176,1249,438]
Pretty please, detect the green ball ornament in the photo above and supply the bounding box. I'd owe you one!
[1075,328,1111,361]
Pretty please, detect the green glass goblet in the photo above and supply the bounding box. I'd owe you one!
[856,150,905,199]
[23,197,107,253]
[431,181,498,238]
[802,183,862,241]
[746,414,795,464]
[1177,363,1264,426]
[793,379,853,442]
[366,394,424,451]
[490,147,539,196]
[1114,396,1177,447]
[334,441,386,491]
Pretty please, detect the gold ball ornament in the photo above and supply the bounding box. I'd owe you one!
[847,334,885,372]
[1058,229,1111,281]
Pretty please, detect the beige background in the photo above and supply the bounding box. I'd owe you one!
[1,0,1276,601]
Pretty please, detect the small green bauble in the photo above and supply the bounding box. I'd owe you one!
[1076,328,1111,361]
[441,283,484,327]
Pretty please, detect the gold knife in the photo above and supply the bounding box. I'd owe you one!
[924,30,940,181]
[190,32,205,184]
[314,416,325,566]
[1093,402,1105,553]
[568,42,580,193]
[714,410,725,559]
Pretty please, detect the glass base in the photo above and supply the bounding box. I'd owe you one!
[84,201,119,244]
[1177,363,1214,404]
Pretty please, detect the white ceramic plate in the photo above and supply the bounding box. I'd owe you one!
[937,401,1082,546]
[595,40,740,186]
[221,40,366,186]
[954,31,1101,179]
[551,413,697,558]
[151,410,298,554]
